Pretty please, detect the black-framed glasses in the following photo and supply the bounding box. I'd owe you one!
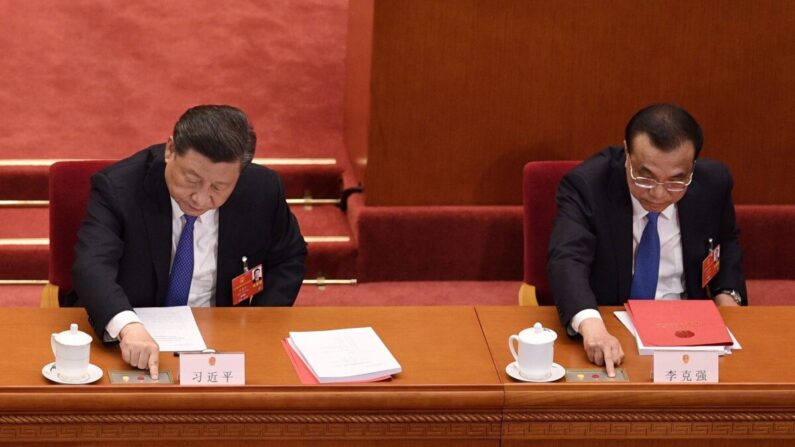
[627,158,695,193]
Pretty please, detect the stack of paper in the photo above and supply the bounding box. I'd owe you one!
[615,300,741,356]
[285,327,402,383]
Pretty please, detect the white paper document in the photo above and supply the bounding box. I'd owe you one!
[613,310,741,356]
[134,306,207,352]
[288,327,402,383]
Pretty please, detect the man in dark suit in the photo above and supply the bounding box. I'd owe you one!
[71,105,307,378]
[548,103,746,376]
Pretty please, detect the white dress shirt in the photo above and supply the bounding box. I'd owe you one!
[570,194,685,333]
[104,198,220,339]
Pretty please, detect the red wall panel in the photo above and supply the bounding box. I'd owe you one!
[347,0,795,205]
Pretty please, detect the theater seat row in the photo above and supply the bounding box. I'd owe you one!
[2,160,793,308]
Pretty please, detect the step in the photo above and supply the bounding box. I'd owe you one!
[353,205,524,282]
[291,205,356,279]
[0,245,48,280]
[0,204,357,281]
[0,166,47,200]
[0,207,48,239]
[0,240,356,281]
[0,204,354,240]
[0,160,344,200]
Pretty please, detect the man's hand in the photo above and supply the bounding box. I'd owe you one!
[714,293,740,307]
[578,318,624,377]
[118,323,160,379]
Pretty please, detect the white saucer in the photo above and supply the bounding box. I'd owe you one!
[505,362,565,383]
[42,362,103,385]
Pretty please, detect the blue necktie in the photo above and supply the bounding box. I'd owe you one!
[630,212,660,299]
[165,215,197,306]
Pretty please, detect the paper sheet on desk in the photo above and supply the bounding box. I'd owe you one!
[134,306,207,352]
[613,311,741,356]
[287,327,401,383]
[281,339,392,384]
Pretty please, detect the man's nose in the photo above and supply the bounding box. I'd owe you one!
[192,187,213,207]
[649,183,668,199]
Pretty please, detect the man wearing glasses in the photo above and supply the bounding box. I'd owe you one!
[548,103,746,377]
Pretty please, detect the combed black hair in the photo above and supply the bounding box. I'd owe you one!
[625,103,703,158]
[172,105,256,167]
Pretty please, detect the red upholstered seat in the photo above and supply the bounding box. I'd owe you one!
[735,205,795,281]
[46,160,115,306]
[522,161,579,306]
[735,205,795,305]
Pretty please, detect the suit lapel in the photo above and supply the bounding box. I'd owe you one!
[608,153,634,302]
[677,179,706,299]
[216,191,248,306]
[142,154,172,306]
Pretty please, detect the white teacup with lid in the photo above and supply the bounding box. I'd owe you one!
[51,323,92,381]
[509,322,557,380]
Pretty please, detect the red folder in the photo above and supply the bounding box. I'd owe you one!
[625,300,732,347]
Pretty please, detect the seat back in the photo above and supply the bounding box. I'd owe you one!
[736,204,795,280]
[522,161,579,305]
[48,160,115,303]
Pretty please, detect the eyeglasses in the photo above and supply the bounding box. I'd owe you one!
[627,158,695,193]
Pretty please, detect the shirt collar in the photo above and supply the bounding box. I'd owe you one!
[629,194,676,220]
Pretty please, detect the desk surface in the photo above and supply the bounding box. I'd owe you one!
[477,305,795,385]
[0,306,504,446]
[477,305,795,446]
[0,305,794,446]
[3,306,500,386]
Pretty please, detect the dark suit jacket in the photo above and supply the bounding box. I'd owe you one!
[70,144,308,336]
[548,146,747,329]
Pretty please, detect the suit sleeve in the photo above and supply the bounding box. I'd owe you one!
[709,171,748,304]
[72,172,135,336]
[547,173,600,328]
[253,177,307,306]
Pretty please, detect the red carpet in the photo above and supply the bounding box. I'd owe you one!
[747,280,795,305]
[4,279,794,308]
[296,281,521,307]
[0,0,347,160]
[0,208,48,238]
[0,285,42,307]
[0,205,352,241]
[0,1,355,286]
[0,204,355,281]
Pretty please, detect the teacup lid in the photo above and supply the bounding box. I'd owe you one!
[53,323,92,346]
[519,322,557,344]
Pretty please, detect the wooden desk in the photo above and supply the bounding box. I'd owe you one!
[3,305,795,446]
[0,307,503,446]
[476,305,795,447]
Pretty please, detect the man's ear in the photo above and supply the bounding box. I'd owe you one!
[165,137,175,163]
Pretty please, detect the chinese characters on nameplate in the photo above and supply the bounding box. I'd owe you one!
[653,350,719,383]
[179,352,245,386]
